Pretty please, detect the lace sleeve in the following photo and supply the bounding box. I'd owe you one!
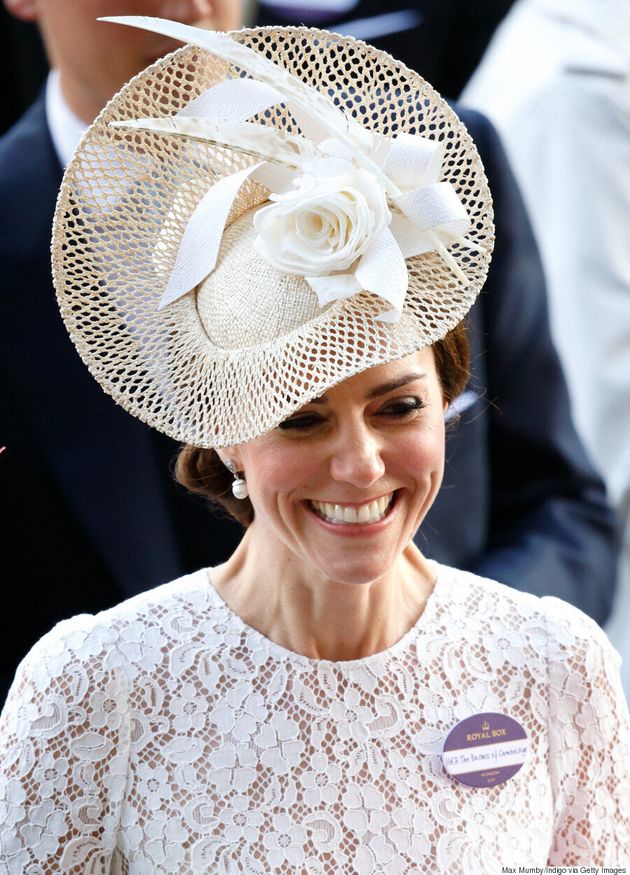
[544,598,630,864]
[0,616,131,873]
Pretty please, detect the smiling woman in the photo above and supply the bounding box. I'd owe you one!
[0,15,628,875]
[176,322,469,528]
[210,350,447,607]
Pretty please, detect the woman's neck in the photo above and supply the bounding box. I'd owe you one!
[210,526,436,661]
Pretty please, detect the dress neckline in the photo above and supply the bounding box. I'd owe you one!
[204,560,450,669]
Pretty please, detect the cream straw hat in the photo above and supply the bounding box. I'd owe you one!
[52,18,494,448]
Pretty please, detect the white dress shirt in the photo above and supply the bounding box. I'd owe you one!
[461,0,630,698]
[45,69,88,168]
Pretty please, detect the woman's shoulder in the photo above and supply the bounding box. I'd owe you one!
[7,568,217,697]
[435,563,619,668]
[41,565,213,633]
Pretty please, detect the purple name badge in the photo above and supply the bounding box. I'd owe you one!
[442,712,529,788]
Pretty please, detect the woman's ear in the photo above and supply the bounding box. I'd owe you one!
[4,0,40,23]
[216,449,242,472]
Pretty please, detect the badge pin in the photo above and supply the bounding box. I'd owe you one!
[442,712,529,788]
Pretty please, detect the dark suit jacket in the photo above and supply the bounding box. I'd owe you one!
[422,107,618,619]
[0,95,617,704]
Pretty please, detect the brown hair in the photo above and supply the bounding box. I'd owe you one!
[175,321,469,527]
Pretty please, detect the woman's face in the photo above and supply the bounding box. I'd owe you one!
[230,349,447,586]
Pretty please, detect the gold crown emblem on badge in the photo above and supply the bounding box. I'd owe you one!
[481,720,490,731]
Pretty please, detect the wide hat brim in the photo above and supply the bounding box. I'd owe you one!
[52,25,494,448]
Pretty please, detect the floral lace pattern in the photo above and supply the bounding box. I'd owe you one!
[0,565,628,873]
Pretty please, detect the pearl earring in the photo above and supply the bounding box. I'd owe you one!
[226,459,248,500]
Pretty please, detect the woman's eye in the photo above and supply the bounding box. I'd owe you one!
[278,414,323,431]
[380,397,426,417]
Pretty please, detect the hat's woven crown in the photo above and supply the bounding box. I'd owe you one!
[198,211,325,348]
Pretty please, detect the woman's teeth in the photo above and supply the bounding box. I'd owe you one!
[310,494,394,525]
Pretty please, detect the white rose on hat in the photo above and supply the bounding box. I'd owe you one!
[253,157,390,279]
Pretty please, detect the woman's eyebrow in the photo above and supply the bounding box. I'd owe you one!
[366,372,427,399]
[310,372,427,404]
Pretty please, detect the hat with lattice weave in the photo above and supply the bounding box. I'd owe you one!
[52,17,494,448]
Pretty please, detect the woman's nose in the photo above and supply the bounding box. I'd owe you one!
[329,424,386,488]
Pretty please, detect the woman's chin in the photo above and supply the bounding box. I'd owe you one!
[309,556,395,587]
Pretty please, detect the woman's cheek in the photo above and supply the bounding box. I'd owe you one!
[244,441,321,499]
[402,420,446,470]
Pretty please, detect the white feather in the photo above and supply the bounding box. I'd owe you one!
[111,116,316,169]
[100,16,396,191]
[101,16,471,284]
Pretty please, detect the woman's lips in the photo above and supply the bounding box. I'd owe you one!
[308,492,396,525]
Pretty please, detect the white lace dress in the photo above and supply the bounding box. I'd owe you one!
[0,564,628,873]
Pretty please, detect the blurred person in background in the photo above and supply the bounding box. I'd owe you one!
[462,0,630,697]
[0,0,243,704]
